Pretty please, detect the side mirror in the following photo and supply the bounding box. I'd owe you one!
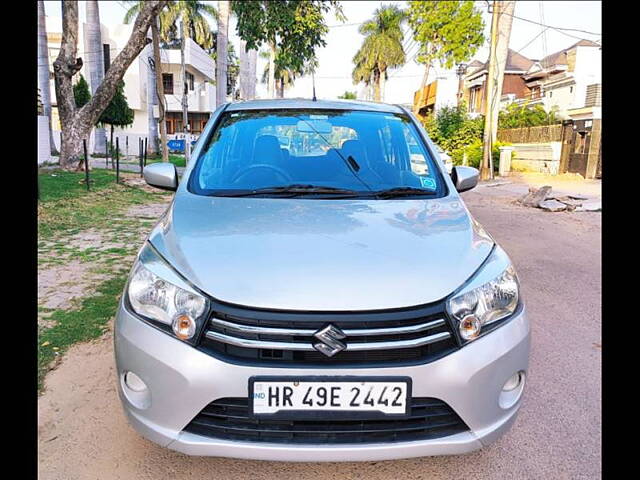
[143,163,178,191]
[451,166,479,193]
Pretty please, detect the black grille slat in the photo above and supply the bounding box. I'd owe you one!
[183,397,469,444]
[197,301,458,367]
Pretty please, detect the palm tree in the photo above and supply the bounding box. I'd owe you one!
[37,1,58,155]
[352,4,406,102]
[260,51,296,98]
[161,1,217,159]
[125,1,217,159]
[86,1,108,155]
[260,50,317,98]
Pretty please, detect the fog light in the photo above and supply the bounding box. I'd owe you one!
[499,371,526,409]
[172,312,196,340]
[459,314,481,340]
[124,371,147,392]
[503,372,523,392]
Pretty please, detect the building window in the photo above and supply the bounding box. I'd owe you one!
[468,86,481,113]
[549,91,553,98]
[570,86,574,93]
[187,72,194,91]
[162,73,174,94]
[103,44,111,74]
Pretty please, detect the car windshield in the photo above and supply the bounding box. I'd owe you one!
[189,109,444,198]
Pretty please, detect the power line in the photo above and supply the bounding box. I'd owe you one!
[495,9,601,37]
[514,27,549,56]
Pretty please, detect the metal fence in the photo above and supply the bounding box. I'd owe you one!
[497,124,563,144]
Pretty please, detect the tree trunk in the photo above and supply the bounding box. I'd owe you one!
[53,0,166,169]
[247,48,257,99]
[419,62,431,90]
[239,39,256,100]
[373,69,381,102]
[267,40,276,99]
[86,1,107,155]
[277,77,284,98]
[380,68,386,103]
[37,1,58,155]
[216,1,230,106]
[180,18,189,160]
[152,19,169,163]
[146,39,158,155]
[239,39,248,100]
[414,61,432,115]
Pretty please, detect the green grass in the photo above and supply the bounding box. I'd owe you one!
[38,169,169,240]
[146,154,186,167]
[38,168,172,392]
[38,168,118,202]
[38,273,128,390]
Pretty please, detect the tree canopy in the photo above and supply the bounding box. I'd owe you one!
[352,4,406,100]
[338,90,357,99]
[233,1,344,74]
[73,75,91,108]
[124,1,219,51]
[498,103,561,129]
[99,80,134,128]
[407,1,484,71]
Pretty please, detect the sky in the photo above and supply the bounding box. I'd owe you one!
[43,1,602,105]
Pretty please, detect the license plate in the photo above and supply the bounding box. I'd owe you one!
[249,376,411,418]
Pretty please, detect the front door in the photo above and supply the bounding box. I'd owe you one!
[567,121,592,177]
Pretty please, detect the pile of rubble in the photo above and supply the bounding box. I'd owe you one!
[519,186,601,212]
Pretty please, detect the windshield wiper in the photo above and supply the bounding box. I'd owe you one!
[212,184,361,197]
[374,187,438,199]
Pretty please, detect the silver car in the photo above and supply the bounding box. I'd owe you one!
[115,99,529,461]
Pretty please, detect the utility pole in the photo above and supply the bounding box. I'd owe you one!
[480,1,499,181]
[180,19,189,161]
[480,1,515,180]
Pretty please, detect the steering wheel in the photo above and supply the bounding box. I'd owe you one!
[231,164,293,185]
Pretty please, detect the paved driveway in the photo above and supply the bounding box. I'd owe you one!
[38,183,601,479]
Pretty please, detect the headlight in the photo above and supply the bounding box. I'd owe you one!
[127,244,208,343]
[447,247,520,342]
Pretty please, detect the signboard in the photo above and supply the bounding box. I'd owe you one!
[167,139,198,152]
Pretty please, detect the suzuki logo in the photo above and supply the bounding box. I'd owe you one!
[313,324,347,357]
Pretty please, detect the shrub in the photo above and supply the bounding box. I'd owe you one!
[459,140,513,171]
[498,102,560,129]
[422,103,483,161]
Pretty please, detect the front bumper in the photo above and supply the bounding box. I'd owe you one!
[114,300,530,461]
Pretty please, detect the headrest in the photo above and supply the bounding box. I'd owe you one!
[253,135,283,162]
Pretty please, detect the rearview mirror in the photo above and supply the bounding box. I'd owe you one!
[296,120,332,134]
[143,163,178,191]
[451,166,479,193]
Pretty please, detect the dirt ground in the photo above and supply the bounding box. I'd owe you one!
[37,180,601,480]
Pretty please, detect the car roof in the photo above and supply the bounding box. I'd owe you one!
[225,98,406,114]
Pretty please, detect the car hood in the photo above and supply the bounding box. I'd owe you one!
[148,193,494,311]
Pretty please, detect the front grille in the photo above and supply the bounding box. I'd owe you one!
[197,301,459,367]
[183,397,469,444]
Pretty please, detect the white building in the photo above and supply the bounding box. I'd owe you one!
[513,39,602,119]
[44,17,217,153]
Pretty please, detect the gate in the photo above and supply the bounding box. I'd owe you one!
[566,120,593,177]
